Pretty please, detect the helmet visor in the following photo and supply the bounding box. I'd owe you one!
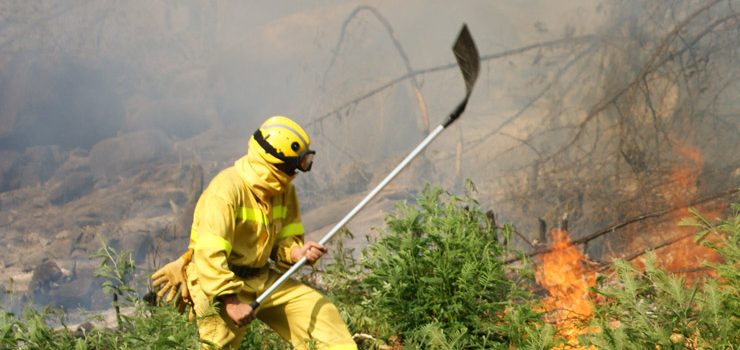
[298,150,315,172]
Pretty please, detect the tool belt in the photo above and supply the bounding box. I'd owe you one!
[228,264,265,279]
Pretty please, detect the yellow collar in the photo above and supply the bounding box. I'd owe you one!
[235,151,294,202]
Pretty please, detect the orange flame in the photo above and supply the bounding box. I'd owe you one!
[632,205,724,282]
[535,228,596,348]
[638,140,724,282]
[664,142,704,204]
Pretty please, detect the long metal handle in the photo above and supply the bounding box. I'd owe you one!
[251,125,445,308]
[251,24,479,309]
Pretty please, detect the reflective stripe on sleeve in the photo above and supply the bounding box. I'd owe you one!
[236,207,265,224]
[278,222,304,239]
[190,228,233,256]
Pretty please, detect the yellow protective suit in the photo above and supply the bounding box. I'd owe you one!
[186,150,356,350]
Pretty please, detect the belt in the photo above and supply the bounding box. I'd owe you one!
[228,264,265,279]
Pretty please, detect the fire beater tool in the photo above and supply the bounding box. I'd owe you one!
[251,23,481,310]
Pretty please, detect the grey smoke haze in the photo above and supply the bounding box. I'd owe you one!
[2,0,738,235]
[0,0,591,151]
[1,0,738,313]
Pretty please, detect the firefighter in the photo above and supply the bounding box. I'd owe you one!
[151,116,356,350]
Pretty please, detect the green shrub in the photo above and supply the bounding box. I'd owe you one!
[583,200,740,349]
[0,243,288,350]
[325,184,554,349]
[5,188,736,349]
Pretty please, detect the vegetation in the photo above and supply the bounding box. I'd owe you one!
[0,244,287,349]
[0,187,737,349]
[582,203,740,349]
[324,184,555,349]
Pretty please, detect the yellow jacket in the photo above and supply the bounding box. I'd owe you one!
[188,150,304,301]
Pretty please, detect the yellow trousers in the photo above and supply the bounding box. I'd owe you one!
[187,264,356,350]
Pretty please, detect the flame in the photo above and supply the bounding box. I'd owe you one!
[535,228,597,348]
[632,206,724,283]
[664,142,704,204]
[636,140,724,282]
[532,139,724,348]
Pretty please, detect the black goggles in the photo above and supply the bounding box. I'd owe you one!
[253,130,315,172]
[297,150,315,172]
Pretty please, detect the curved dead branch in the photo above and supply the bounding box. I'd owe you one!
[468,43,598,153]
[308,35,595,129]
[321,5,431,133]
[504,188,739,264]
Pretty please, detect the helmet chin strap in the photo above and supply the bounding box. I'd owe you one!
[275,162,298,176]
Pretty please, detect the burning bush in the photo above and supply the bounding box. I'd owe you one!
[583,200,740,349]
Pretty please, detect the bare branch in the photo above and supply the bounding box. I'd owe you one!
[504,188,739,264]
[309,35,595,129]
[321,5,431,133]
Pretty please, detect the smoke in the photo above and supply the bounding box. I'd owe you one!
[0,54,123,149]
[0,0,738,311]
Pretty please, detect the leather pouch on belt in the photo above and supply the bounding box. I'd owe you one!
[186,263,211,319]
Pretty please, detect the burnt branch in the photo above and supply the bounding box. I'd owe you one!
[597,231,697,272]
[549,3,739,161]
[470,44,598,150]
[322,5,431,133]
[309,35,595,129]
[504,188,739,264]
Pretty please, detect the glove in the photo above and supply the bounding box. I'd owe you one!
[151,249,193,305]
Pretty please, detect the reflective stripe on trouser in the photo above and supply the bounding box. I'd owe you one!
[187,265,356,350]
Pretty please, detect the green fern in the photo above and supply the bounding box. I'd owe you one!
[584,198,740,348]
[325,184,552,349]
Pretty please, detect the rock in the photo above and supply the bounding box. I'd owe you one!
[29,259,64,292]
[48,276,95,309]
[48,171,94,205]
[0,149,20,190]
[72,322,95,338]
[55,148,91,173]
[1,146,65,191]
[89,129,173,181]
